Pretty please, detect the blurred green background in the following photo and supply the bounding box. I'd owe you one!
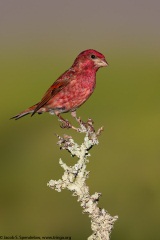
[0,0,160,239]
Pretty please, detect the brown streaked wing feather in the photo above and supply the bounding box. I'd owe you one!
[31,76,71,116]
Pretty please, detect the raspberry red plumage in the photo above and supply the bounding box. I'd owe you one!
[11,49,108,121]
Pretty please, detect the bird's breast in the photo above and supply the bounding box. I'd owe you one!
[47,74,96,112]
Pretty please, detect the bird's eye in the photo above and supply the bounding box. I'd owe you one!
[91,54,96,59]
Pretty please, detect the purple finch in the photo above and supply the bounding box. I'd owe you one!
[11,49,108,127]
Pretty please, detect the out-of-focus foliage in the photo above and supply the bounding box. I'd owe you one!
[0,1,160,239]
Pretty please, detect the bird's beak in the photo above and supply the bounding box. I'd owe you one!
[94,58,109,67]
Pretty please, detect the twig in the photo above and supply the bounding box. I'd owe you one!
[47,119,118,240]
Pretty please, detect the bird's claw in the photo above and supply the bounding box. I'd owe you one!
[58,114,95,133]
[60,119,79,132]
[60,119,72,129]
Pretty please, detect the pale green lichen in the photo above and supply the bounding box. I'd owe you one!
[47,119,118,240]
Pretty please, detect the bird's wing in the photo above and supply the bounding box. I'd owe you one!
[31,70,72,116]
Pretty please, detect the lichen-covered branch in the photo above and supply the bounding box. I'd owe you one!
[47,119,118,240]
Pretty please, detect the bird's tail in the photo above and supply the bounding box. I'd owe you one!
[11,104,38,120]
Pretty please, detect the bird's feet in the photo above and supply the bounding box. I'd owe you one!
[57,114,73,130]
[58,118,79,131]
[60,119,72,129]
[57,112,96,133]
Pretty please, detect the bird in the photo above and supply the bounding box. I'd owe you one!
[11,49,108,128]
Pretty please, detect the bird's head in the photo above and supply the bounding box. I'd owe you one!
[72,49,108,71]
